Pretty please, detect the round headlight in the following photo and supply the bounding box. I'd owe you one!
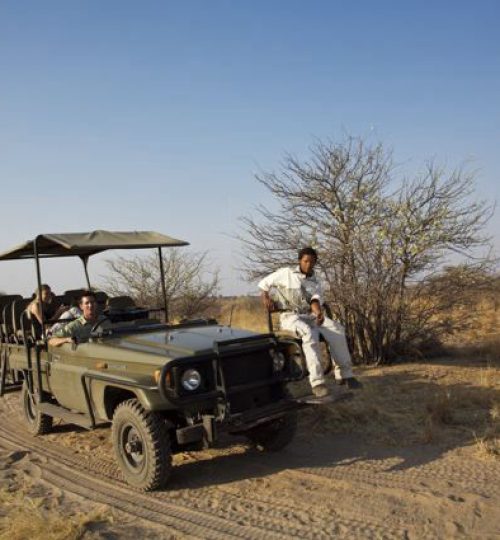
[270,349,286,372]
[181,369,202,391]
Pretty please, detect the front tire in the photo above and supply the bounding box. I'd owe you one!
[246,410,298,452]
[20,382,53,435]
[112,399,172,491]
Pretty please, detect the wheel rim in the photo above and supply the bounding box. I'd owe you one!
[120,424,145,472]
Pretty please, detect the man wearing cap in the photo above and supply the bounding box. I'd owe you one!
[258,247,362,397]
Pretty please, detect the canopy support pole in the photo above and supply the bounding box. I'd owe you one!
[33,236,45,403]
[158,247,168,323]
[33,236,45,342]
[80,256,91,289]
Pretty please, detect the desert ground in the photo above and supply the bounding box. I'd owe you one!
[1,352,499,539]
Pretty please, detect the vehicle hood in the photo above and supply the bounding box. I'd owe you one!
[109,324,267,358]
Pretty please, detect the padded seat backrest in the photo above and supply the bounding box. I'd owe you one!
[60,293,74,308]
[2,303,15,342]
[12,298,32,342]
[52,295,65,308]
[63,289,86,306]
[0,295,23,321]
[0,294,23,310]
[107,296,136,310]
[94,291,108,308]
[49,295,67,322]
[94,291,108,316]
[0,295,22,340]
[19,309,36,343]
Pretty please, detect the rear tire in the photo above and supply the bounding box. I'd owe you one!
[246,410,298,452]
[112,399,172,491]
[20,382,53,435]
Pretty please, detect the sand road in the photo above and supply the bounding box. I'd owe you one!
[0,366,499,539]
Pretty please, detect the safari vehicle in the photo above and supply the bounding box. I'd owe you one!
[0,230,322,491]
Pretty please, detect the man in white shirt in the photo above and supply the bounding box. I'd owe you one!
[258,247,362,397]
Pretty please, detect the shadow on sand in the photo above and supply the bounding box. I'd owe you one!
[160,363,498,491]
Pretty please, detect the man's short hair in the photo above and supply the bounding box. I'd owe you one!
[298,246,318,262]
[78,291,96,304]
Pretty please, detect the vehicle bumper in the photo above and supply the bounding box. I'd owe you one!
[175,397,306,446]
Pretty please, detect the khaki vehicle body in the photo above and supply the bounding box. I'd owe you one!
[7,322,286,420]
[0,231,310,490]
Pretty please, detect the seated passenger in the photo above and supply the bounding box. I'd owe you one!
[49,302,83,334]
[49,291,110,347]
[27,284,59,325]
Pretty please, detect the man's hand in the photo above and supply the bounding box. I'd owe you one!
[315,311,325,326]
[310,300,324,325]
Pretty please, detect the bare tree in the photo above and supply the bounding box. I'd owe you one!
[102,249,219,320]
[240,136,494,363]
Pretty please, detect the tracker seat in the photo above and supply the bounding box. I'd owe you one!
[106,296,136,310]
[266,303,334,376]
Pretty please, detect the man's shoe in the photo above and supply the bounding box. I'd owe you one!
[336,377,363,390]
[312,384,330,398]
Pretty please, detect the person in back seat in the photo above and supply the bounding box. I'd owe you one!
[27,284,60,326]
[49,298,82,335]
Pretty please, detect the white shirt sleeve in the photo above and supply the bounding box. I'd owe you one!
[258,267,286,292]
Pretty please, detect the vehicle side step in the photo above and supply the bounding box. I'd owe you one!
[0,382,23,395]
[37,402,106,430]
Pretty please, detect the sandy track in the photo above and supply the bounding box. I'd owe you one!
[1,390,499,539]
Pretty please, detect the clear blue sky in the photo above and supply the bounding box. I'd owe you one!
[1,1,499,295]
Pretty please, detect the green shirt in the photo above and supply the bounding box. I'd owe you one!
[53,315,110,342]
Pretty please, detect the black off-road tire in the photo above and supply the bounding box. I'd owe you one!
[246,410,298,452]
[112,399,172,491]
[20,382,53,435]
[319,341,333,376]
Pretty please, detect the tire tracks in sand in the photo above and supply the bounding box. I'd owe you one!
[1,394,499,538]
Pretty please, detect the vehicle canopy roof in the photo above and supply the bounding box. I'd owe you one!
[0,230,189,261]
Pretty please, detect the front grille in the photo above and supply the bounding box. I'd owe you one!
[220,348,273,388]
[220,348,282,414]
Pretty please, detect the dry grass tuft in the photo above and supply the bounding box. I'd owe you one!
[473,401,500,460]
[425,390,455,425]
[474,433,500,460]
[298,358,499,450]
[0,488,112,540]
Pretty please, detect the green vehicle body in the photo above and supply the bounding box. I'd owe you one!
[0,231,310,490]
[4,319,303,434]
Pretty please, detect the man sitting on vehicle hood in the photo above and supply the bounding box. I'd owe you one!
[49,291,110,346]
[258,246,362,398]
